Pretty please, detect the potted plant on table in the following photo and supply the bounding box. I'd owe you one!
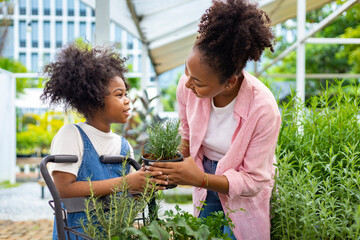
[141,119,183,189]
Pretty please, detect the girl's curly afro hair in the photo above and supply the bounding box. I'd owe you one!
[41,43,128,118]
[195,0,275,83]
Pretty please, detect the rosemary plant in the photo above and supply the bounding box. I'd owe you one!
[271,80,360,239]
[81,163,159,240]
[144,119,182,160]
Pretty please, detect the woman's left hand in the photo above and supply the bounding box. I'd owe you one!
[146,157,204,187]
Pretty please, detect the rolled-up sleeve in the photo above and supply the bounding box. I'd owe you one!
[223,106,281,199]
[176,75,190,140]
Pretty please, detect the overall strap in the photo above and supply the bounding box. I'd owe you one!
[74,124,97,153]
[120,136,130,157]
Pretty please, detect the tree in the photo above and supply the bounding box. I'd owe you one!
[0,0,13,57]
[0,57,28,96]
[264,1,360,90]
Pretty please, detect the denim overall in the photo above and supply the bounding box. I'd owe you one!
[52,125,130,240]
[199,156,237,240]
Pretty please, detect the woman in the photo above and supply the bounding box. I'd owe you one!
[149,0,281,239]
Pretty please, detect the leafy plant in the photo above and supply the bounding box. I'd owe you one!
[0,57,28,96]
[126,205,233,240]
[161,84,177,111]
[144,119,182,160]
[163,193,192,204]
[16,111,66,156]
[0,181,21,189]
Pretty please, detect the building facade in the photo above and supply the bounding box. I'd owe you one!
[0,0,155,82]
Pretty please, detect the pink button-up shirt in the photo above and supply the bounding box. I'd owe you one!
[177,71,281,240]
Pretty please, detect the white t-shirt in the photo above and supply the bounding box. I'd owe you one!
[49,122,134,177]
[202,97,237,161]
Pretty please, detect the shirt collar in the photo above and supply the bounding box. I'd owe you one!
[234,70,253,120]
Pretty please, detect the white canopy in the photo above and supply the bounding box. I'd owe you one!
[85,0,333,75]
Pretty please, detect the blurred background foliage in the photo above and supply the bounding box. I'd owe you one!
[262,0,360,98]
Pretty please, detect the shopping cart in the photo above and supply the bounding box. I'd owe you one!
[40,155,157,240]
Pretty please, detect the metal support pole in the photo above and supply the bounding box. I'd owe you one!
[95,0,110,46]
[141,43,148,90]
[296,0,306,102]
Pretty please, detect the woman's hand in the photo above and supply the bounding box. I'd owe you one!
[124,167,167,192]
[146,157,204,187]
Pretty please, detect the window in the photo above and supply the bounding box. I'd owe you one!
[43,53,51,65]
[67,22,74,42]
[79,2,87,16]
[31,0,38,15]
[31,21,38,47]
[127,54,134,71]
[19,21,26,47]
[31,53,38,72]
[43,21,50,48]
[67,0,74,16]
[43,0,50,15]
[19,53,26,66]
[150,63,155,74]
[91,9,95,17]
[115,25,122,42]
[2,24,14,58]
[127,33,134,49]
[56,21,62,48]
[56,0,62,16]
[91,22,95,43]
[79,22,86,39]
[138,55,142,71]
[19,0,26,15]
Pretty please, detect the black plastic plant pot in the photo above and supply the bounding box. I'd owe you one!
[142,153,183,189]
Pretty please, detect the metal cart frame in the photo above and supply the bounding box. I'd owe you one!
[40,155,157,240]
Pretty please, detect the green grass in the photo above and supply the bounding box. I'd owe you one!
[0,181,21,189]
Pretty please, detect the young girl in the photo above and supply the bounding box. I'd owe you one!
[41,43,166,239]
[148,0,281,239]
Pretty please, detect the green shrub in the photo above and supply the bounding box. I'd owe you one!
[272,81,360,239]
[163,193,192,204]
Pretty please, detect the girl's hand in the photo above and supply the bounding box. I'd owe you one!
[147,157,204,187]
[124,167,167,192]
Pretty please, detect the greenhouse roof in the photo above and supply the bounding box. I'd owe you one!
[85,0,333,75]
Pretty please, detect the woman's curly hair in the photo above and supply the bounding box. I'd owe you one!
[195,0,275,83]
[41,43,128,118]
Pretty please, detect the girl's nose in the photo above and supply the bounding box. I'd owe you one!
[124,96,131,105]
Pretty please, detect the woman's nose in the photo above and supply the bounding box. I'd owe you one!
[185,77,193,89]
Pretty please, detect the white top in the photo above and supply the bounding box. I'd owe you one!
[202,97,238,161]
[49,122,134,177]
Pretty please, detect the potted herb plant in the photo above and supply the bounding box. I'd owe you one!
[141,119,183,189]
